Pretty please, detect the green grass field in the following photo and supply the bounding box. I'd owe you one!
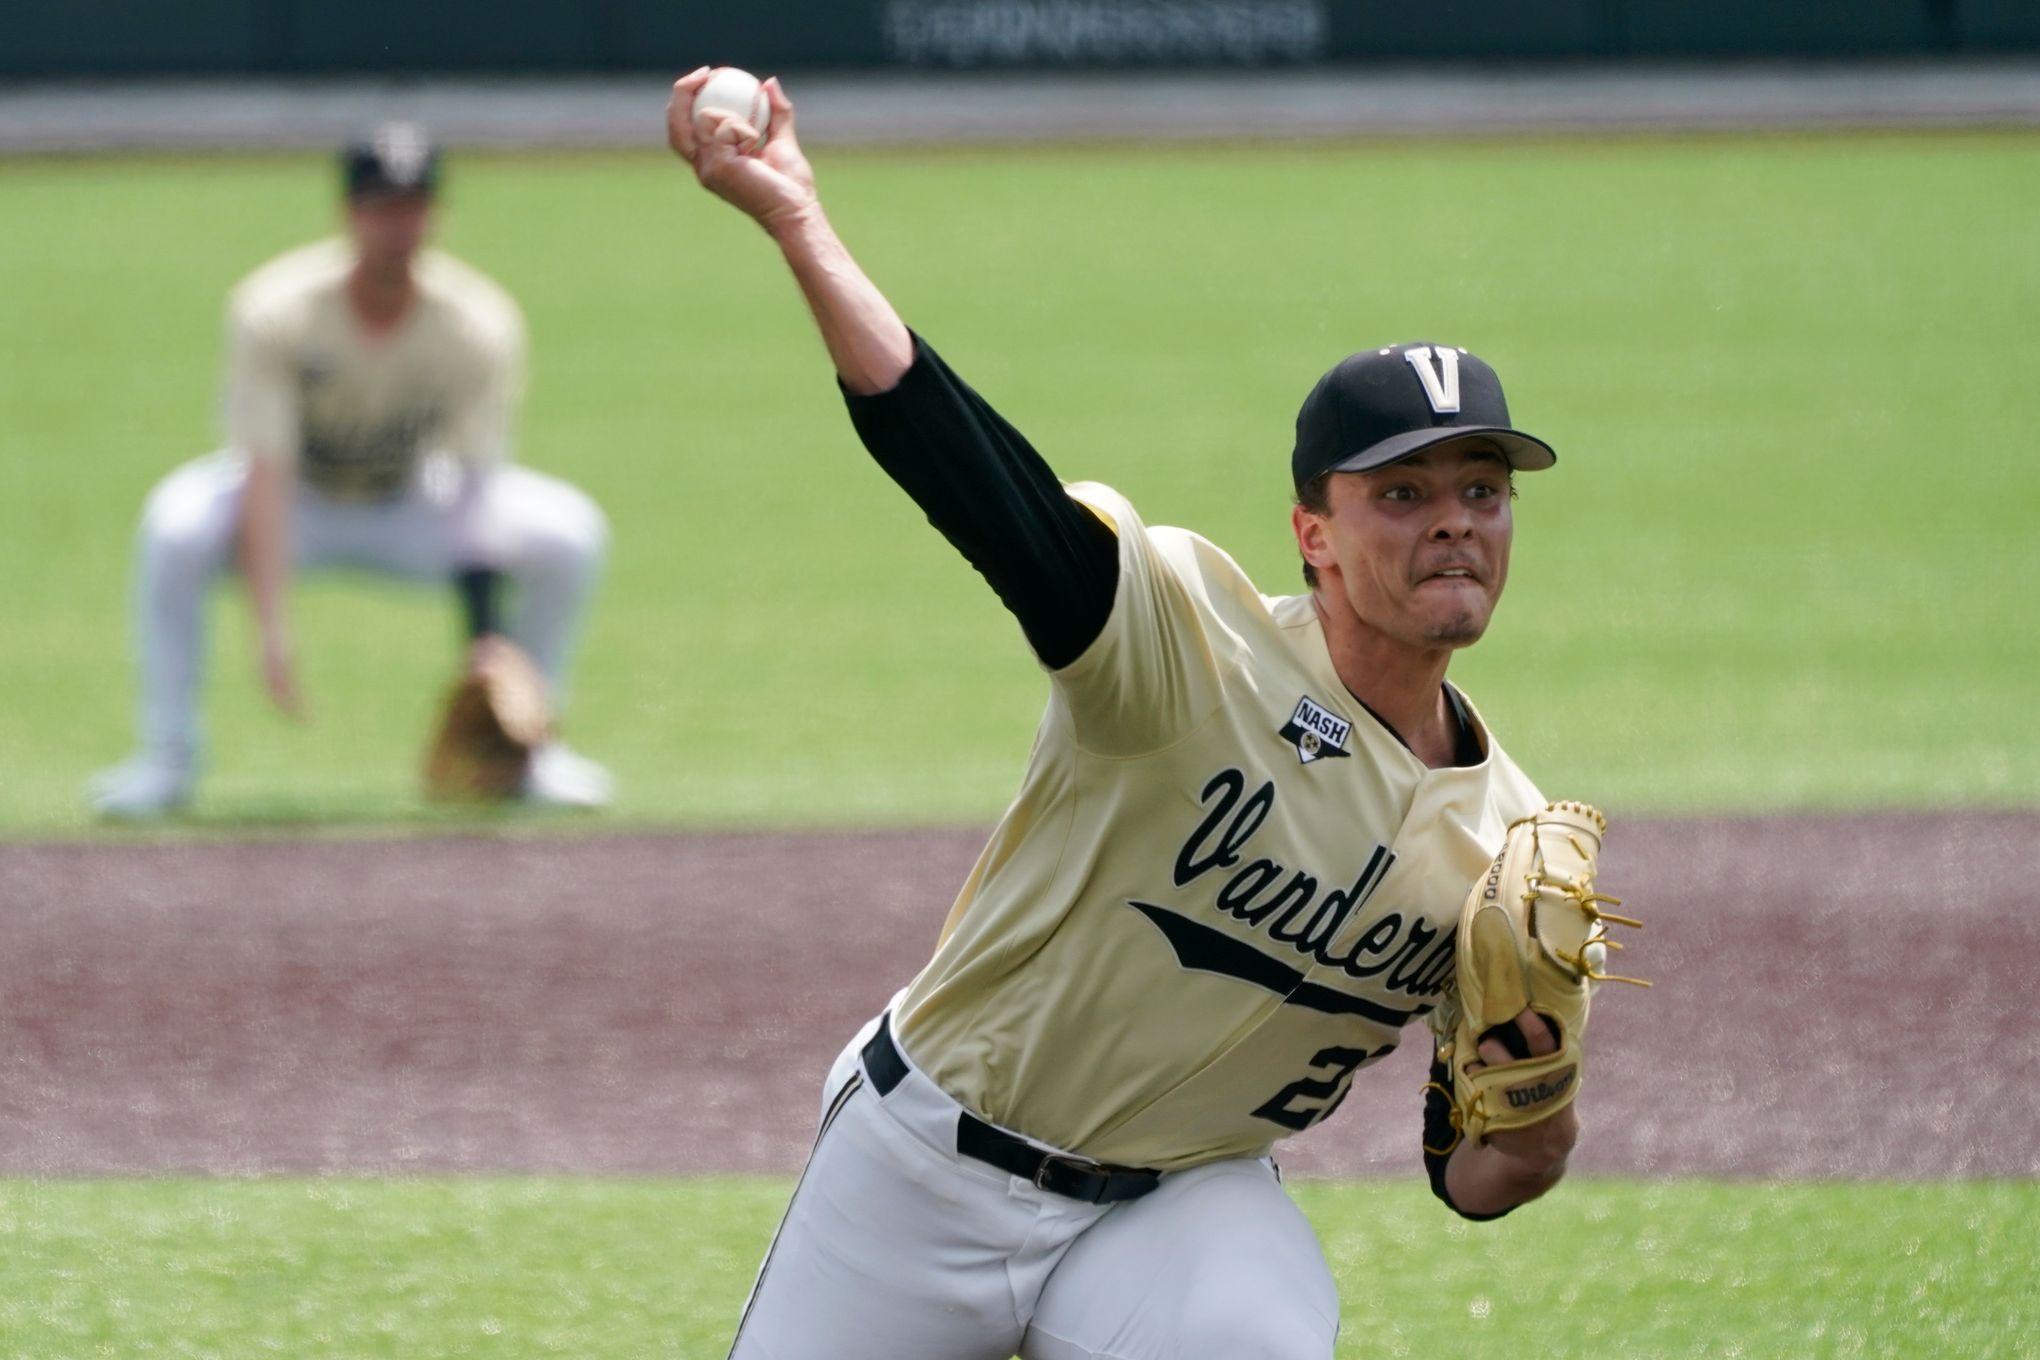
[3,1176,2030,1358]
[4,132,2038,833]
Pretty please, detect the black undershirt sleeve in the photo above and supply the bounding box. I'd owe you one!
[1422,1047,1517,1222]
[841,334,1121,670]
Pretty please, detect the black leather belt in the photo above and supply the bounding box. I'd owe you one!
[861,1016,1162,1205]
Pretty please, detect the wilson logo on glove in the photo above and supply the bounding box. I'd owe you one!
[1503,1067,1576,1110]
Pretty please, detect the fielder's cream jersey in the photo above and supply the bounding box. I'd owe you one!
[893,483,1544,1172]
[222,240,524,501]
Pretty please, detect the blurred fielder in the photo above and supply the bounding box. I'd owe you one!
[89,124,612,816]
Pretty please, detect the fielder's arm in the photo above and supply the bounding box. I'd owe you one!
[439,299,526,649]
[236,450,305,720]
[222,291,308,720]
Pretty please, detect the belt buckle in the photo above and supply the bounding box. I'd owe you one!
[1032,1152,1101,1193]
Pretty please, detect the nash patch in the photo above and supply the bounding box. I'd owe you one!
[1279,695,1351,764]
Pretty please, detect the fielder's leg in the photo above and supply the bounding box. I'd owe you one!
[468,464,609,802]
[326,457,609,701]
[1020,1158,1340,1360]
[464,464,608,703]
[322,456,613,804]
[90,451,248,815]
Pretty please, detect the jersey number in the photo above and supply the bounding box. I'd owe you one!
[1252,1044,1389,1132]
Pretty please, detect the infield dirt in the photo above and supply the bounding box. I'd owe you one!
[3,813,2033,1179]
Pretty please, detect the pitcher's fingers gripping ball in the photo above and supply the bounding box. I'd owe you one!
[666,68,812,224]
[423,637,553,800]
[692,66,772,151]
[1445,801,1648,1143]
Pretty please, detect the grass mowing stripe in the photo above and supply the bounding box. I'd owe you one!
[1,1177,2029,1357]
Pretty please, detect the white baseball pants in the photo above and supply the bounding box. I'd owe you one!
[125,449,607,759]
[727,1012,1340,1360]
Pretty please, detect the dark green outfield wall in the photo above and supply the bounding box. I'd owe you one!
[2,0,2035,77]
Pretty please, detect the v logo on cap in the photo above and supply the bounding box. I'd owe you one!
[1289,340,1557,491]
[1404,345,1462,415]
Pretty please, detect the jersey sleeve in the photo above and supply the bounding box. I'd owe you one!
[437,298,526,468]
[843,333,1119,670]
[220,303,299,460]
[1049,484,1233,757]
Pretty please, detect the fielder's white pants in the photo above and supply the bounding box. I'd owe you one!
[127,449,607,759]
[728,1012,1340,1360]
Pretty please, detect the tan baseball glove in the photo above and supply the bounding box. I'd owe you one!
[422,637,553,801]
[1440,801,1645,1145]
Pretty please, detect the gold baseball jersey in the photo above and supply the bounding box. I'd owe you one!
[892,482,1545,1172]
[222,240,524,501]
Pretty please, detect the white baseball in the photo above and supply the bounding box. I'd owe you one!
[693,67,771,152]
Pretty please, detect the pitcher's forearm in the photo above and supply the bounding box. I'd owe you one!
[1442,1104,1577,1217]
[766,203,912,396]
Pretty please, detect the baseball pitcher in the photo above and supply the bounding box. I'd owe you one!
[89,125,612,816]
[669,69,1642,1360]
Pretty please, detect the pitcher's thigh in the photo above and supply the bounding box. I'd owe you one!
[1021,1160,1339,1360]
[729,1083,1038,1360]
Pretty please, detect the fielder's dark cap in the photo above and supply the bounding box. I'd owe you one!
[341,122,440,199]
[1291,342,1556,495]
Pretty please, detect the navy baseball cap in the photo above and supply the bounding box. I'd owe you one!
[1291,342,1556,494]
[341,123,441,199]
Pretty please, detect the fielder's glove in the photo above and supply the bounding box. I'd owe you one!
[1438,801,1646,1146]
[422,637,553,801]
